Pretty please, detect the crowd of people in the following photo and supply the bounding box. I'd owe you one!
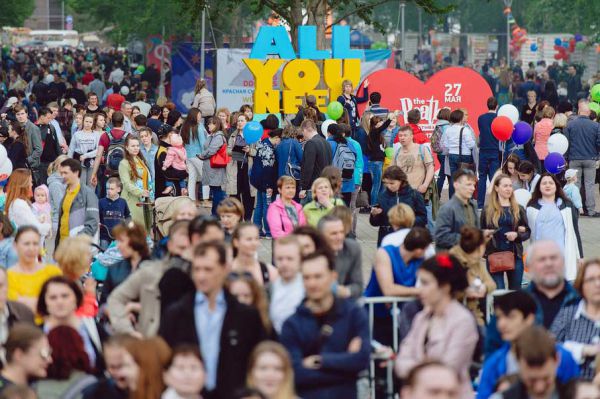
[0,45,599,399]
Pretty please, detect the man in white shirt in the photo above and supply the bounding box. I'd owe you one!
[47,102,68,151]
[132,91,151,116]
[269,236,305,334]
[121,101,134,134]
[108,64,124,85]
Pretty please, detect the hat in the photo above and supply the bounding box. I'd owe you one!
[120,86,130,96]
[6,97,17,107]
[565,169,578,180]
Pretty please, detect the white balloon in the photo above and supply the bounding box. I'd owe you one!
[0,159,12,181]
[547,133,569,155]
[498,104,520,124]
[0,145,7,165]
[321,119,336,136]
[514,188,531,207]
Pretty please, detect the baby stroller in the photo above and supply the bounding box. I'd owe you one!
[153,196,198,240]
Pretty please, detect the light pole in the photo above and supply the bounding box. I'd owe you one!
[503,0,512,66]
[200,7,206,79]
[400,1,406,69]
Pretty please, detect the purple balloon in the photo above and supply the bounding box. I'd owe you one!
[512,121,533,145]
[545,152,566,174]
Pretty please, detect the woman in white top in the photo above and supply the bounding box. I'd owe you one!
[441,109,476,197]
[6,168,51,241]
[68,113,101,186]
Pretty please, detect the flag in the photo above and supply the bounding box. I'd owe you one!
[171,42,215,113]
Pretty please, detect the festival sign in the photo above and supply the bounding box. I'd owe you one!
[357,67,493,135]
[244,25,362,114]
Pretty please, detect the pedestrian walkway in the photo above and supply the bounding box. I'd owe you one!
[258,191,600,283]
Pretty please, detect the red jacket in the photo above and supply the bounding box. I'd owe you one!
[393,123,429,144]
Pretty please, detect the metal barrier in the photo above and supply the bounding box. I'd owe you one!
[362,296,415,399]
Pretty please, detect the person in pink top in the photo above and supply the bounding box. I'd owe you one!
[534,106,556,171]
[162,133,189,195]
[267,176,306,238]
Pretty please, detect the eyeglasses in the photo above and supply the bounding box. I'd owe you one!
[227,271,254,281]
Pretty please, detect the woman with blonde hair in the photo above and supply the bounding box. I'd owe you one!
[119,136,152,232]
[54,234,98,317]
[246,341,296,399]
[481,173,531,289]
[5,169,51,241]
[226,272,272,334]
[551,113,568,135]
[337,79,369,134]
[302,177,344,227]
[191,78,216,119]
[216,107,231,131]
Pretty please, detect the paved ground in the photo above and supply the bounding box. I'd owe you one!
[257,189,600,283]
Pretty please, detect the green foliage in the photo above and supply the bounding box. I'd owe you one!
[1,0,35,27]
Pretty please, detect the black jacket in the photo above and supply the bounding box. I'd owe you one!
[300,134,332,191]
[501,380,576,399]
[3,138,28,169]
[159,290,267,399]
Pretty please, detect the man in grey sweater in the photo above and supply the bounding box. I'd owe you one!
[318,214,363,299]
[14,104,42,178]
[434,168,486,251]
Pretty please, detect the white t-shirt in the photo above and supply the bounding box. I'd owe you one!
[269,273,305,334]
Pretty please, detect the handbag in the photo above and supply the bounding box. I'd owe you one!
[356,189,369,208]
[458,127,476,172]
[488,251,516,273]
[210,142,229,168]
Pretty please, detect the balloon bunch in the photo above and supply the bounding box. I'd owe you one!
[590,84,600,114]
[492,105,567,175]
[551,35,589,61]
[510,27,528,54]
[320,101,345,135]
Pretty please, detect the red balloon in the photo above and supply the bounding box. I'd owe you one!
[491,116,514,141]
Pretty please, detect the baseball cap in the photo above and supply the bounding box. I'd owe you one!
[6,97,17,107]
[565,169,578,180]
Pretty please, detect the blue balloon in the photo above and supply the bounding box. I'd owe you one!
[554,38,562,46]
[562,41,569,49]
[243,121,263,144]
[544,152,566,175]
[575,33,583,42]
[512,121,533,145]
[530,43,538,52]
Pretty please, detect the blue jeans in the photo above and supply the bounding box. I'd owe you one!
[448,154,474,197]
[478,150,500,208]
[437,153,447,197]
[489,255,524,290]
[253,190,272,236]
[210,186,226,216]
[368,161,383,206]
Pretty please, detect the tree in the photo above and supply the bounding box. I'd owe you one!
[1,0,35,27]
[179,0,452,50]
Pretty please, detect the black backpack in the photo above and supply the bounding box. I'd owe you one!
[105,131,128,173]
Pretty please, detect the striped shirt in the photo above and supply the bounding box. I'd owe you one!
[551,300,600,379]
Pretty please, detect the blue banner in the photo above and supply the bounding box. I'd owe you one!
[171,42,215,113]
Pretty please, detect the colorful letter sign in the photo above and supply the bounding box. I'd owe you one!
[243,25,362,114]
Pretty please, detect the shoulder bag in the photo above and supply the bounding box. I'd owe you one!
[210,134,230,168]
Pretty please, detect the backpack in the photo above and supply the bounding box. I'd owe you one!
[430,123,447,154]
[332,142,356,180]
[105,130,128,173]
